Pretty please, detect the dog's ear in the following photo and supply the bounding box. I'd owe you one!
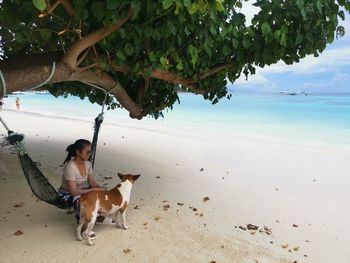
[117,173,124,180]
[133,174,141,181]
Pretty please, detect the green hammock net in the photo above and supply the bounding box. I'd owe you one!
[5,115,103,209]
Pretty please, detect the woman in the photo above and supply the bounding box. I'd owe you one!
[58,139,104,224]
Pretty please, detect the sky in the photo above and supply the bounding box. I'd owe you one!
[232,1,350,95]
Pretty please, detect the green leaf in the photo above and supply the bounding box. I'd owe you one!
[75,6,88,20]
[149,52,157,62]
[215,0,225,12]
[145,27,152,38]
[295,34,303,44]
[196,0,207,13]
[261,22,271,35]
[32,0,46,11]
[235,1,242,8]
[183,0,192,7]
[327,33,334,43]
[131,0,141,19]
[204,39,212,56]
[242,37,251,49]
[316,1,323,14]
[91,2,106,20]
[280,33,287,47]
[160,56,168,66]
[153,30,161,41]
[176,60,184,70]
[232,27,238,37]
[107,0,118,9]
[162,0,174,9]
[336,26,345,38]
[232,38,239,48]
[222,45,231,56]
[296,0,304,9]
[210,25,216,35]
[167,21,176,36]
[125,43,134,56]
[300,8,307,20]
[274,30,281,41]
[39,30,51,40]
[188,3,198,14]
[116,51,126,61]
[119,28,126,39]
[188,44,199,67]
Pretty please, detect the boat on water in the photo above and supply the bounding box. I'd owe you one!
[10,91,25,95]
[278,91,308,96]
[34,91,50,94]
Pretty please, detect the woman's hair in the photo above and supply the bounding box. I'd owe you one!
[63,139,91,164]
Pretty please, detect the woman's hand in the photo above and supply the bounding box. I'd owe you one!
[90,187,105,192]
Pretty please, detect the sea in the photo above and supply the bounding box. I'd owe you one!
[2,91,350,151]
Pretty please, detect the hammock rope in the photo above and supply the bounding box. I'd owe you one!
[0,69,7,98]
[83,82,120,168]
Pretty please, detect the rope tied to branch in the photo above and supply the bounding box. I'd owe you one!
[0,61,56,98]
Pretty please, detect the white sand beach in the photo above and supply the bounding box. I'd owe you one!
[1,109,350,263]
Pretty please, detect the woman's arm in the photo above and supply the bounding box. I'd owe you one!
[87,174,103,189]
[66,180,103,196]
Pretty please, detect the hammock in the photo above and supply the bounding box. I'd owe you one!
[0,63,117,208]
[0,115,104,209]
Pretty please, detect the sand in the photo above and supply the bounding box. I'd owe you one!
[0,109,349,263]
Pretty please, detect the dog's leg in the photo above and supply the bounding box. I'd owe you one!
[120,202,129,230]
[76,217,85,241]
[120,211,128,230]
[113,211,121,228]
[86,206,99,246]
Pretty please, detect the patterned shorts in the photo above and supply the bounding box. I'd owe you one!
[57,190,81,223]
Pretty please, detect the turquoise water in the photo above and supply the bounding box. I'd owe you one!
[3,92,350,149]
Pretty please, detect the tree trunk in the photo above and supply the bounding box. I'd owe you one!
[0,54,144,119]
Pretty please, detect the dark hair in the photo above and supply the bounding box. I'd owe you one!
[63,139,91,164]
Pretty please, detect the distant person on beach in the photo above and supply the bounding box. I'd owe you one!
[15,97,20,109]
[57,139,110,237]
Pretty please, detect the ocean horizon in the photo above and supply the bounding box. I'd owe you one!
[1,91,350,151]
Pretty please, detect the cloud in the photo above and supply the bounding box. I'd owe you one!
[331,72,350,82]
[256,47,350,76]
[234,71,278,92]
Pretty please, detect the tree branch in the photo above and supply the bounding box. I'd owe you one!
[62,7,133,69]
[0,55,145,119]
[76,47,92,67]
[60,0,74,17]
[199,63,234,80]
[109,63,233,93]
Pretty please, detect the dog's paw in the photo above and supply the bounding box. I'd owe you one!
[87,240,96,246]
[82,231,88,239]
[77,235,83,241]
[122,225,129,230]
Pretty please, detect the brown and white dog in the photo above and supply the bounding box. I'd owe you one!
[77,173,140,245]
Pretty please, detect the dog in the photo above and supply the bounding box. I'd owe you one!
[76,173,140,245]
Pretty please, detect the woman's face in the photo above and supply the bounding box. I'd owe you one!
[76,144,91,161]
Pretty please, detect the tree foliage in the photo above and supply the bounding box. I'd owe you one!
[0,0,349,119]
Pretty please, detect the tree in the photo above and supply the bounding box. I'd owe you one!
[0,0,348,119]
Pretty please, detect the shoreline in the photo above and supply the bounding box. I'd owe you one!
[2,108,350,155]
[0,110,350,262]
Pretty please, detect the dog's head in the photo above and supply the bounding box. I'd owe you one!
[117,173,141,184]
